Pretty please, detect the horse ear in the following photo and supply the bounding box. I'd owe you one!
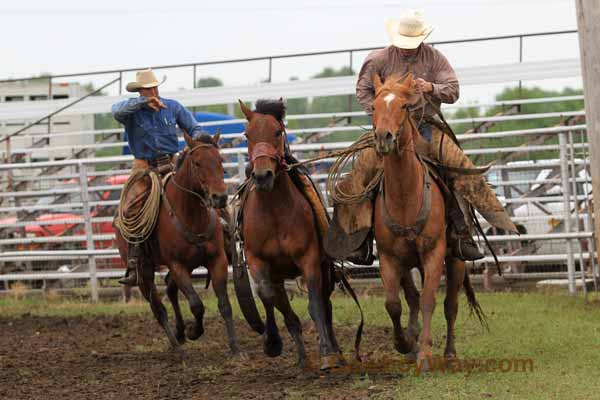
[373,73,383,93]
[183,130,195,148]
[213,128,221,147]
[238,99,253,121]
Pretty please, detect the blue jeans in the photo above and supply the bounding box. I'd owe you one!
[418,122,433,142]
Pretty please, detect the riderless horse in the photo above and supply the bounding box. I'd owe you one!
[235,99,345,370]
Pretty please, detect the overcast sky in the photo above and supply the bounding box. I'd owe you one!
[0,0,582,103]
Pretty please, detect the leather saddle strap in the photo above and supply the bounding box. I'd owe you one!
[380,156,432,240]
[162,179,217,249]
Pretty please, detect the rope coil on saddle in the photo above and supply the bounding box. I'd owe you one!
[115,169,162,244]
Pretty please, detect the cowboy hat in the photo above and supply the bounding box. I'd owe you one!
[385,10,433,50]
[126,69,167,93]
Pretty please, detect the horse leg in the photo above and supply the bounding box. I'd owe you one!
[379,252,416,355]
[168,262,205,341]
[249,260,283,357]
[271,281,307,368]
[258,291,283,357]
[400,268,421,360]
[209,254,241,355]
[300,252,339,370]
[137,261,180,351]
[165,273,186,345]
[324,290,345,363]
[416,243,446,372]
[444,256,465,360]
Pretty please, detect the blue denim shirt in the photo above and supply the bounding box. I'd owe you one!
[111,96,203,160]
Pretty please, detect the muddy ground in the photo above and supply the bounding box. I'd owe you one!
[0,313,411,399]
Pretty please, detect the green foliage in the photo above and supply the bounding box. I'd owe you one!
[196,77,223,88]
[452,86,584,163]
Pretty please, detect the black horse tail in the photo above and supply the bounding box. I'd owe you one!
[463,270,489,331]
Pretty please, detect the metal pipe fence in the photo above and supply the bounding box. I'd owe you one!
[0,118,595,298]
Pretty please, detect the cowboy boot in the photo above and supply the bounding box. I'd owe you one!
[346,232,376,266]
[447,200,484,261]
[119,244,142,286]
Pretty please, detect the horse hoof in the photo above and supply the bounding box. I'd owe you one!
[394,336,415,354]
[335,353,347,367]
[263,334,283,357]
[444,350,457,360]
[175,329,187,345]
[405,350,418,363]
[320,354,343,371]
[231,350,249,361]
[416,356,433,374]
[185,323,204,341]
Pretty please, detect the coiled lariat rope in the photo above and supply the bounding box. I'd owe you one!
[282,130,380,205]
[325,131,382,205]
[115,169,162,245]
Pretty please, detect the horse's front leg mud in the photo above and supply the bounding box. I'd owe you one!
[305,275,339,371]
[271,281,307,368]
[165,275,186,345]
[168,263,205,341]
[261,302,283,357]
[138,268,181,351]
[416,245,445,373]
[211,257,243,356]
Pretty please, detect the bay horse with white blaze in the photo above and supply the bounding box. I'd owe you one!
[371,73,484,369]
[115,132,241,355]
[237,99,345,370]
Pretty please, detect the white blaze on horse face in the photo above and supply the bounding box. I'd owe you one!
[383,93,395,109]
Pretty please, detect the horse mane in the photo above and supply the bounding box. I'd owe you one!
[254,99,286,122]
[195,132,218,147]
[379,72,414,98]
[176,132,217,170]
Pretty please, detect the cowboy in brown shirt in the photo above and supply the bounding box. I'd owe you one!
[328,10,513,264]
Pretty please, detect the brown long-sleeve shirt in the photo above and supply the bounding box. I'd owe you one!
[356,44,459,115]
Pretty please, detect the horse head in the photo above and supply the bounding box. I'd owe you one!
[181,131,228,208]
[372,73,422,156]
[239,98,286,192]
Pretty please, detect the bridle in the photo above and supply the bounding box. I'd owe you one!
[248,121,288,173]
[170,142,217,207]
[372,87,424,153]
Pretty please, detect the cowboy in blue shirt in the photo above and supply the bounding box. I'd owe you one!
[112,69,204,285]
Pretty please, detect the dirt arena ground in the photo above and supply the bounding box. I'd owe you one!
[1,292,600,399]
[0,313,400,399]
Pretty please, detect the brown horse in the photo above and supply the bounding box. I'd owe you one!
[371,73,483,369]
[115,132,241,355]
[237,99,344,370]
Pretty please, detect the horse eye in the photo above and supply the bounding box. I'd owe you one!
[275,130,283,137]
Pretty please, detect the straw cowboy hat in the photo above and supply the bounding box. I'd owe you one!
[126,69,167,93]
[386,10,433,49]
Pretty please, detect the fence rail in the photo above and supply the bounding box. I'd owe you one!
[1,29,595,299]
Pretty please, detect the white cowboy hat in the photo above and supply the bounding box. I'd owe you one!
[385,10,433,50]
[126,69,167,93]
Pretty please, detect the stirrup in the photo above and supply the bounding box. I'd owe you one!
[119,258,139,286]
[453,238,484,261]
[346,239,375,266]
